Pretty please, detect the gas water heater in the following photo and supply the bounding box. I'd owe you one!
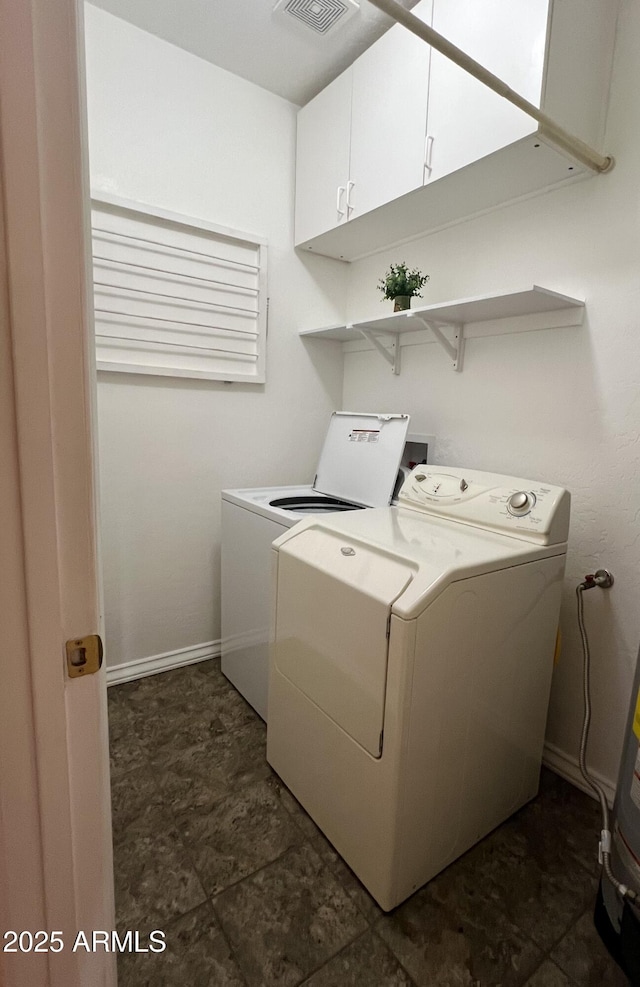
[595,646,640,984]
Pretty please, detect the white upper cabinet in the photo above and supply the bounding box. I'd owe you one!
[294,69,352,245]
[294,0,618,262]
[349,7,432,218]
[295,0,432,248]
[425,0,548,183]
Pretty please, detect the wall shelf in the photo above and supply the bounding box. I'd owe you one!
[299,285,585,374]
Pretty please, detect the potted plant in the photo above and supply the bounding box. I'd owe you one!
[377,262,429,312]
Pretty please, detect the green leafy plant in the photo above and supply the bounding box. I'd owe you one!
[377,262,429,301]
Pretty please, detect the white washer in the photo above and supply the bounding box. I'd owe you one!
[267,465,570,911]
[221,412,414,719]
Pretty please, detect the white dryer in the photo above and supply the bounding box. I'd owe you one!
[267,465,570,911]
[221,412,417,719]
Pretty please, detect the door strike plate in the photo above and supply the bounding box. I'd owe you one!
[66,634,103,678]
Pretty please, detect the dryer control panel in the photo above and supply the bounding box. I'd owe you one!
[398,466,570,545]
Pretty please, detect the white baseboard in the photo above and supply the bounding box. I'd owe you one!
[106,640,221,686]
[220,629,267,655]
[543,740,616,807]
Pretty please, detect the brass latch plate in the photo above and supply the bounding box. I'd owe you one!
[66,634,103,678]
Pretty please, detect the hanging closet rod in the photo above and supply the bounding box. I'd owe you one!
[366,0,614,174]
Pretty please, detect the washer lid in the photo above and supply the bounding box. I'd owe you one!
[273,502,568,620]
[313,412,410,508]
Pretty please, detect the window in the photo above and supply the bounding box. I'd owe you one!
[91,194,267,382]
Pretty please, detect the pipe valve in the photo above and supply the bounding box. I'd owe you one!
[581,569,614,590]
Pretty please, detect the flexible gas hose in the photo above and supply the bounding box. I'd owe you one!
[576,580,638,905]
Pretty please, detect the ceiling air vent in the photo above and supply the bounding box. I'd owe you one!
[273,0,360,37]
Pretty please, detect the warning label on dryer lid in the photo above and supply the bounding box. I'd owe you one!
[349,430,380,442]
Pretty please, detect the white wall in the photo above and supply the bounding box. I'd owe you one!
[341,0,640,791]
[86,0,638,793]
[84,4,346,670]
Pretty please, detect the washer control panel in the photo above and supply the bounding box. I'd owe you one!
[399,467,569,545]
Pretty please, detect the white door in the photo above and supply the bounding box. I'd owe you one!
[349,0,433,218]
[294,68,352,244]
[425,0,548,183]
[0,2,116,986]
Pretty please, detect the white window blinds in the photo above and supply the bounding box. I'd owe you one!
[91,195,267,382]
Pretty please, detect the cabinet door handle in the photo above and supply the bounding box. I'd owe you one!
[346,180,355,217]
[424,135,434,180]
[337,185,346,219]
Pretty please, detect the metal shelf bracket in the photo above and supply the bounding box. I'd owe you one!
[356,326,401,375]
[412,315,465,371]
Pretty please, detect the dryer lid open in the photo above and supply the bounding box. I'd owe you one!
[313,412,410,508]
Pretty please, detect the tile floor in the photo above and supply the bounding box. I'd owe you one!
[108,660,628,987]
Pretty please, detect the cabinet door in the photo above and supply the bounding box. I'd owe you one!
[425,0,549,184]
[349,0,432,219]
[294,68,352,245]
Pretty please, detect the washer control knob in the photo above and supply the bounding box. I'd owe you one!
[507,491,535,516]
